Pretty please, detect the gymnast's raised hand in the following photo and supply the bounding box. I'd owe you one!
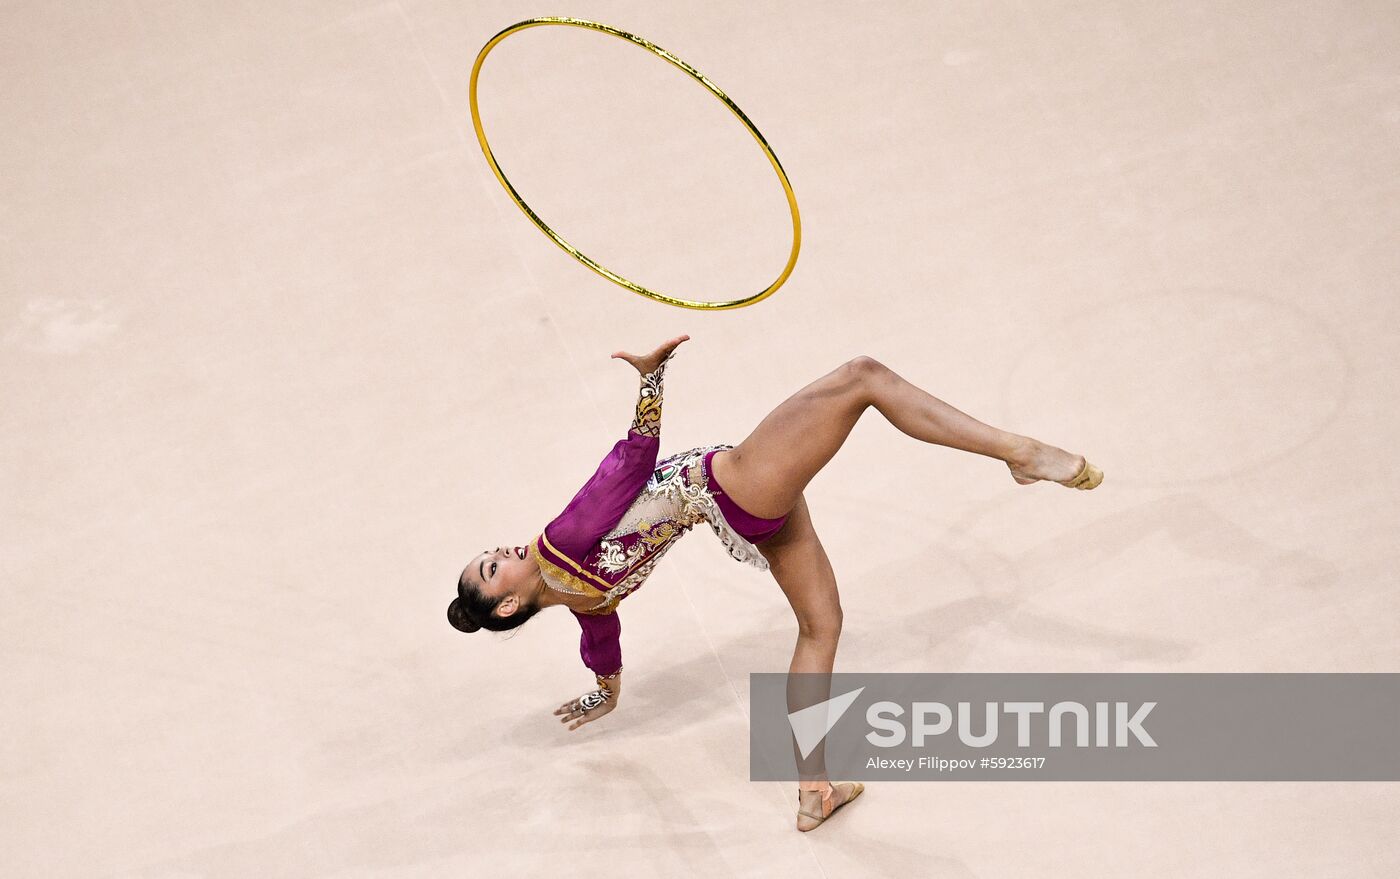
[610,333,690,375]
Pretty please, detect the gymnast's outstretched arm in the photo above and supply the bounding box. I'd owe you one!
[549,334,690,731]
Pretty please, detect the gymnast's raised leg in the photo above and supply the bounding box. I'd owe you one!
[713,355,1099,522]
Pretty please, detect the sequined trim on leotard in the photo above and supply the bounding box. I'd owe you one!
[691,444,771,571]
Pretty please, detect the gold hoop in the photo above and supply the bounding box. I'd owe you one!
[469,17,801,311]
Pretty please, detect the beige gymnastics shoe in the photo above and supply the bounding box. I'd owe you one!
[1059,459,1104,490]
[796,781,865,831]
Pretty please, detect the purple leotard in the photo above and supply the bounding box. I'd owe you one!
[531,360,787,675]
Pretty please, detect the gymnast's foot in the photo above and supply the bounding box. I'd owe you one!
[796,781,864,832]
[1005,436,1103,490]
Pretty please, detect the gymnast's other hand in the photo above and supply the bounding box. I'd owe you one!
[611,334,689,376]
[554,683,620,731]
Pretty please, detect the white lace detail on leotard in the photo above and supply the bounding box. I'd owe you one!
[606,443,770,572]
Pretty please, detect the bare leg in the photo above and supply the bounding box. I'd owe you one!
[756,495,861,831]
[711,356,1093,521]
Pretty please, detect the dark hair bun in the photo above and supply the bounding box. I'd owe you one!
[447,598,481,633]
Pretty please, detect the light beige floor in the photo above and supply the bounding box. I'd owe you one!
[3,1,1398,876]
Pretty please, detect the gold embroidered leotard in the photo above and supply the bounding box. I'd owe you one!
[530,356,773,675]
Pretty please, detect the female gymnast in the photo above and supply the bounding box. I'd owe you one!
[449,335,1102,831]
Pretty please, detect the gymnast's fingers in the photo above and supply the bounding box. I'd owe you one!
[568,712,597,731]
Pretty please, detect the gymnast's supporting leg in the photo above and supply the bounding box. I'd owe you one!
[711,355,1099,522]
[754,495,862,831]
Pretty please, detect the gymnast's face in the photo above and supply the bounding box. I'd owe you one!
[462,544,535,617]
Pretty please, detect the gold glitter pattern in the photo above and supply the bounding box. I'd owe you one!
[631,362,665,437]
[535,533,611,598]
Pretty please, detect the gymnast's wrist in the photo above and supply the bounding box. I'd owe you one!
[596,669,622,696]
[631,367,663,436]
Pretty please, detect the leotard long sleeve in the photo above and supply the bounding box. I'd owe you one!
[531,361,668,676]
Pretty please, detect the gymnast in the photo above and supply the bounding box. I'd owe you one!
[449,335,1101,831]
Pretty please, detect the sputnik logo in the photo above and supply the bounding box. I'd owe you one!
[786,687,865,759]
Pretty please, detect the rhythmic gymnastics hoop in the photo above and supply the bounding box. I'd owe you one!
[469,17,801,311]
